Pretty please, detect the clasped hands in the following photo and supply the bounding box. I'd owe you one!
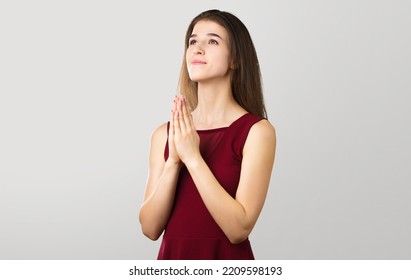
[168,95,201,166]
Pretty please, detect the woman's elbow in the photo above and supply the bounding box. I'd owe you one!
[139,215,163,241]
[143,231,161,241]
[141,224,163,241]
[227,229,250,245]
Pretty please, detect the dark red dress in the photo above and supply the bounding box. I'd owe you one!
[157,113,263,260]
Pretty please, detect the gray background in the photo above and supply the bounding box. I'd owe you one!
[0,0,410,259]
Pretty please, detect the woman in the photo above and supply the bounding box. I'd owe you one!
[139,9,276,260]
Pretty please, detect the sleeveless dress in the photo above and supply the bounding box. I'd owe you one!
[157,113,263,260]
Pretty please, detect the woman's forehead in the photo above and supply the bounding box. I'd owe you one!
[192,20,228,39]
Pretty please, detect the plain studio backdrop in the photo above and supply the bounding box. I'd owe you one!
[0,0,410,259]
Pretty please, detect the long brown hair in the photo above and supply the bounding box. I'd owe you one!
[178,9,267,118]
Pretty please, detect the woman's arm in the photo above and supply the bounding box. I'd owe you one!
[139,101,183,240]
[173,97,276,244]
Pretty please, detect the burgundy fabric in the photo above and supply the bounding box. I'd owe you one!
[158,113,263,260]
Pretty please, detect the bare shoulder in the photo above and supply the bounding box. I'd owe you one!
[249,119,276,143]
[244,119,276,154]
[148,123,168,165]
[150,123,168,145]
[239,118,276,187]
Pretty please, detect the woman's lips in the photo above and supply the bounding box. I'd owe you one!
[191,59,206,65]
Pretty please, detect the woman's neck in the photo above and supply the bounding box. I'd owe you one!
[192,81,246,129]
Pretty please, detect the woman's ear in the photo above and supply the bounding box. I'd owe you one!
[230,62,237,70]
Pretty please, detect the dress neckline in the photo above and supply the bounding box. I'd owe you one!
[196,113,250,133]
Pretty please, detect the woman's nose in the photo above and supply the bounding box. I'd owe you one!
[193,45,204,55]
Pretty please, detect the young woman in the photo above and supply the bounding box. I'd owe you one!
[139,9,276,260]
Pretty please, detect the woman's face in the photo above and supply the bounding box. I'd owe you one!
[186,20,232,83]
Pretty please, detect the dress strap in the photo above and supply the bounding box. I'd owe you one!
[229,113,264,160]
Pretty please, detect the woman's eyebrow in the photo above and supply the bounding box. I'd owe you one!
[190,33,223,40]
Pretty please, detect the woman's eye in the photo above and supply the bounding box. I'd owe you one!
[189,40,197,45]
[209,39,218,45]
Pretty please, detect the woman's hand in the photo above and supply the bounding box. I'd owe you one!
[172,95,201,166]
[167,96,182,165]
